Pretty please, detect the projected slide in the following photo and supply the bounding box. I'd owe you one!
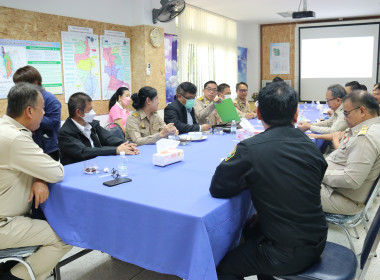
[301,37,374,78]
[299,23,379,101]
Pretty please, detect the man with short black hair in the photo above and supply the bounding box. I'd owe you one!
[164,82,211,134]
[272,76,284,83]
[234,82,256,119]
[0,83,72,280]
[13,65,61,161]
[58,92,138,165]
[373,83,380,94]
[218,83,231,99]
[321,90,380,215]
[194,81,223,125]
[298,84,347,134]
[372,84,380,104]
[360,84,367,91]
[210,82,328,280]
[345,80,361,93]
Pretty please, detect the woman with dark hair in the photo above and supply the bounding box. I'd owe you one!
[108,86,131,134]
[126,86,177,146]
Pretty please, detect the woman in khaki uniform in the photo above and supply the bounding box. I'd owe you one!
[126,86,178,146]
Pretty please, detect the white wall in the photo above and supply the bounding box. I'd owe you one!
[151,0,178,35]
[0,0,178,34]
[237,22,261,101]
[0,0,261,100]
[0,0,154,26]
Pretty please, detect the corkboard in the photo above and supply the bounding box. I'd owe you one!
[130,25,166,108]
[0,6,165,119]
[260,23,296,87]
[131,25,166,109]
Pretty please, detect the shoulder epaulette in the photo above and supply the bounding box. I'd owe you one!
[233,100,238,104]
[224,146,237,161]
[358,125,368,136]
[197,96,204,101]
[132,111,140,117]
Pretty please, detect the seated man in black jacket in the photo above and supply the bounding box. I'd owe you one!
[210,82,328,280]
[58,92,139,165]
[164,82,211,134]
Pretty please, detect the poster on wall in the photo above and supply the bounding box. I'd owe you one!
[100,36,131,100]
[164,34,178,103]
[238,47,247,83]
[61,32,101,102]
[270,42,290,75]
[0,39,63,99]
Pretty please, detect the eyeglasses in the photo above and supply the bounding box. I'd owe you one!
[180,94,195,100]
[238,89,248,93]
[325,97,337,103]
[110,168,120,179]
[343,106,361,117]
[205,87,218,92]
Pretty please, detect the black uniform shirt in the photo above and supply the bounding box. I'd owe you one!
[210,124,328,247]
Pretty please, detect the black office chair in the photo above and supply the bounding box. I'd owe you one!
[278,205,380,280]
[105,122,125,140]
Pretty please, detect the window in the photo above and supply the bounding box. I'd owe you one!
[178,5,237,96]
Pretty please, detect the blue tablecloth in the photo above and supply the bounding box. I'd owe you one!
[298,104,331,150]
[42,134,254,280]
[298,103,328,123]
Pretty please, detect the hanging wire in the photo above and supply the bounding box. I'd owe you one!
[298,0,303,12]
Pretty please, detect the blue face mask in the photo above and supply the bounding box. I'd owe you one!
[184,99,195,110]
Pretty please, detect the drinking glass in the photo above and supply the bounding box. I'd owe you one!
[83,160,98,174]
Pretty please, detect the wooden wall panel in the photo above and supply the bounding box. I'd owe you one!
[0,6,165,119]
[130,25,166,109]
[261,23,296,87]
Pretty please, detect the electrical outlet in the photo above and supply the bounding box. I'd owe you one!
[146,63,151,75]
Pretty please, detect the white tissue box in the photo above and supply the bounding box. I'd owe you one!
[153,149,184,167]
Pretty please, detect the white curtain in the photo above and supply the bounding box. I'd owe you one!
[178,5,237,97]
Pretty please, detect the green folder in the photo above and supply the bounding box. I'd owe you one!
[215,98,241,123]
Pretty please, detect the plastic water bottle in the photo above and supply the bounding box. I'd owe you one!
[118,151,128,177]
[231,120,237,134]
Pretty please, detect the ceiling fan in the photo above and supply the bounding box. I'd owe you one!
[152,0,186,24]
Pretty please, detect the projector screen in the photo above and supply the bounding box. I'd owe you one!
[299,23,379,101]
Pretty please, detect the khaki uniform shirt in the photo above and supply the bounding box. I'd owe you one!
[323,116,380,204]
[125,110,166,146]
[234,97,252,117]
[310,104,347,134]
[0,115,64,224]
[194,96,217,124]
[207,110,223,126]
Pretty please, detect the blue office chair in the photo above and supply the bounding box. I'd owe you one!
[0,246,39,280]
[325,174,380,255]
[278,205,380,280]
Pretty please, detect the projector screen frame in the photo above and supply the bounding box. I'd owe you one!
[298,22,380,102]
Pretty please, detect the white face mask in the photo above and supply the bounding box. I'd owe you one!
[82,109,96,123]
[224,95,231,99]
